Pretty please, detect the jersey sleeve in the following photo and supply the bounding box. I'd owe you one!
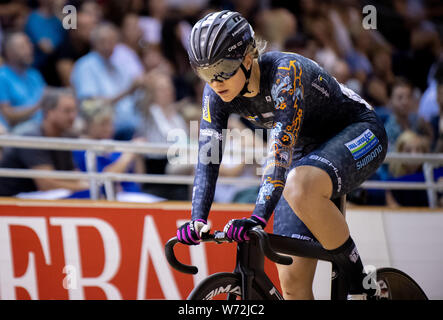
[252,58,305,222]
[191,86,229,221]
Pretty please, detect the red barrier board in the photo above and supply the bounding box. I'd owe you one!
[0,199,280,300]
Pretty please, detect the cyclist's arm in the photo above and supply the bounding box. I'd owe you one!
[252,59,304,222]
[191,88,229,221]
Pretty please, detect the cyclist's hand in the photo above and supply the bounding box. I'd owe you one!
[223,215,267,242]
[177,219,210,245]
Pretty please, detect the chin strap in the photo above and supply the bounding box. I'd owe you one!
[238,63,252,96]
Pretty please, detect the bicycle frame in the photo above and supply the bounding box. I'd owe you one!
[166,195,351,300]
[229,231,350,300]
[233,235,283,300]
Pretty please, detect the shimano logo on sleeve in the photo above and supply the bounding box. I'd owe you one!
[356,144,383,170]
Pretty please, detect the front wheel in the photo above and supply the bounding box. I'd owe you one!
[376,268,428,300]
[187,272,268,300]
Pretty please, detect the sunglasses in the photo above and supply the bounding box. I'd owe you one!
[194,58,243,83]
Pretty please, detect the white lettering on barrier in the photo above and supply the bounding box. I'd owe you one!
[49,217,122,300]
[0,217,51,300]
[137,215,181,299]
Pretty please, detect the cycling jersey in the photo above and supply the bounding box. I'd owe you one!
[191,51,387,230]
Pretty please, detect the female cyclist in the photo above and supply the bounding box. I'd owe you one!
[176,10,387,300]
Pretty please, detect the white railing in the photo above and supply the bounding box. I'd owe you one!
[0,135,442,206]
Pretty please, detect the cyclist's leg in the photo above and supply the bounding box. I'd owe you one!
[283,118,387,295]
[276,255,317,300]
[283,166,349,249]
[273,195,319,300]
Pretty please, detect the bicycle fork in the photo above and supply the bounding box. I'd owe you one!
[233,237,284,300]
[330,262,349,300]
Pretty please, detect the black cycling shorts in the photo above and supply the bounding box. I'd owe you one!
[273,113,387,241]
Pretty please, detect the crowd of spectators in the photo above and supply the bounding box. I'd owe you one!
[0,0,442,206]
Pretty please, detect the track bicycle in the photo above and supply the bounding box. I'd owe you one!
[165,196,428,300]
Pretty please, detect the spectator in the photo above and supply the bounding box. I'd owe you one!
[135,71,189,200]
[0,88,88,197]
[141,43,172,75]
[160,16,193,100]
[24,0,67,84]
[78,0,104,23]
[385,130,433,207]
[0,32,46,133]
[430,65,443,152]
[284,33,318,61]
[0,1,30,33]
[383,77,433,151]
[111,13,145,81]
[54,10,97,87]
[255,8,297,51]
[418,59,443,122]
[365,47,395,108]
[70,22,144,141]
[73,99,146,198]
[346,28,373,86]
[139,0,168,46]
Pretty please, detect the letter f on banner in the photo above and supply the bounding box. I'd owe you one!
[0,217,51,300]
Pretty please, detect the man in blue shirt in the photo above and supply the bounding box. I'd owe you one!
[24,0,66,83]
[0,32,46,133]
[70,22,143,140]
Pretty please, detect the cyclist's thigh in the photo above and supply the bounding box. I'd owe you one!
[276,255,318,288]
[274,193,317,241]
[293,118,387,199]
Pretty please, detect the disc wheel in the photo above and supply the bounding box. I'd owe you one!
[187,272,267,300]
[376,268,428,300]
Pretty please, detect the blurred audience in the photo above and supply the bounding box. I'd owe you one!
[256,8,297,52]
[429,61,443,151]
[382,78,433,151]
[139,0,167,46]
[385,130,434,207]
[160,16,194,100]
[112,13,144,80]
[24,0,67,84]
[70,22,143,140]
[0,0,441,206]
[53,10,97,86]
[0,87,87,196]
[0,32,46,133]
[135,71,189,200]
[418,59,443,123]
[72,99,145,198]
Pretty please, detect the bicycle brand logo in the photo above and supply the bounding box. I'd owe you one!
[204,285,241,300]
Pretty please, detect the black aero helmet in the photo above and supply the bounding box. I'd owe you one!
[188,10,255,85]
